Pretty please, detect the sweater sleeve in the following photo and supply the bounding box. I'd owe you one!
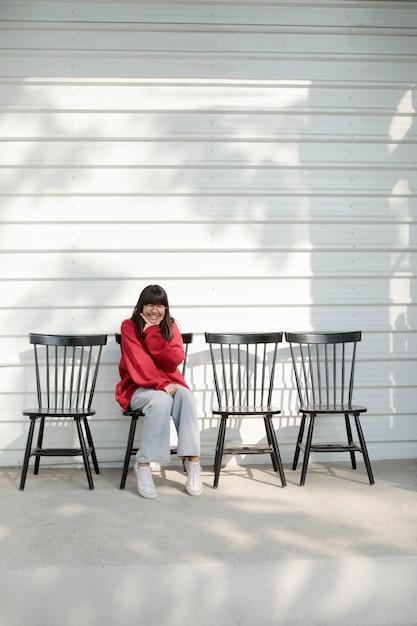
[143,322,185,372]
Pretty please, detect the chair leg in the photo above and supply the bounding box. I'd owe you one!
[354,414,375,485]
[83,417,100,474]
[75,417,94,490]
[344,413,357,469]
[264,416,286,487]
[120,415,138,489]
[264,416,278,472]
[34,416,45,475]
[300,413,315,486]
[292,414,306,470]
[213,415,227,488]
[19,417,36,490]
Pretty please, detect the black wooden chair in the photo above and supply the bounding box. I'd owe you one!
[285,331,374,485]
[205,332,286,488]
[20,333,108,490]
[116,332,193,489]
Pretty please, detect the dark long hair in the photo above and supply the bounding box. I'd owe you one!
[131,284,174,340]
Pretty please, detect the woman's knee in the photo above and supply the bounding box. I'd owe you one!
[131,388,173,414]
[175,385,195,403]
[173,386,197,417]
[149,389,173,413]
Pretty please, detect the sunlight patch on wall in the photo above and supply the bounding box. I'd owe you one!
[388,89,414,150]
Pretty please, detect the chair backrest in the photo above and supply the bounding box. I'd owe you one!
[285,331,362,408]
[29,333,108,412]
[205,332,283,408]
[115,332,193,377]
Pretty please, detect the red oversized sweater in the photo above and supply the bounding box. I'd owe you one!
[115,318,188,410]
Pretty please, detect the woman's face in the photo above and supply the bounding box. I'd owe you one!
[142,303,166,324]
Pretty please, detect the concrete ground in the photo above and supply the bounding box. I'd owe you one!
[0,458,416,626]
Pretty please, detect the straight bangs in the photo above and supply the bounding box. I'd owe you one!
[144,294,167,307]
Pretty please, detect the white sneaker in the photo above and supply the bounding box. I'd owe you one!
[133,463,157,499]
[184,459,203,496]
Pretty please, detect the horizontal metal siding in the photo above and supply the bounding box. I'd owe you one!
[0,0,416,468]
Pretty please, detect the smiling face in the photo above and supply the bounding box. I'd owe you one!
[142,303,166,324]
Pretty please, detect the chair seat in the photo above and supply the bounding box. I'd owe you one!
[122,408,143,417]
[213,406,281,416]
[299,404,367,415]
[23,408,96,418]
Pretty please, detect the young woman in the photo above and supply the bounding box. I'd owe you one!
[115,284,202,498]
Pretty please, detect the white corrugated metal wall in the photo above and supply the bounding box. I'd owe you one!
[1,0,416,469]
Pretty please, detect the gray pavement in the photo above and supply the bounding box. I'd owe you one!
[1,458,416,626]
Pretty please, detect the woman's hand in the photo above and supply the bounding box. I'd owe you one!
[140,311,160,331]
[164,384,178,396]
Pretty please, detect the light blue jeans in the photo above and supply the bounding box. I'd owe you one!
[129,385,200,463]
